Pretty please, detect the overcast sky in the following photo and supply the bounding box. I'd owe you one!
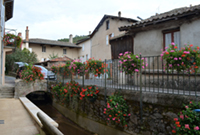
[5,0,200,40]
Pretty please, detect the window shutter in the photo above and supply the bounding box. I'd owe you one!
[106,35,109,45]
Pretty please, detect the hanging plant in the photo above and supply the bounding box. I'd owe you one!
[69,59,85,76]
[118,51,147,75]
[3,33,22,48]
[85,58,107,77]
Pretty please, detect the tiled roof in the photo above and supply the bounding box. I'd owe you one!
[119,4,200,31]
[24,38,82,48]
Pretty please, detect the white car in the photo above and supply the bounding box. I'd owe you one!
[34,65,56,80]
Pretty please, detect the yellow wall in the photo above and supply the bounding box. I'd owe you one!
[91,18,131,60]
[76,39,91,62]
[29,44,78,62]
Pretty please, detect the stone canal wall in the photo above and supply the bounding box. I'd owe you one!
[51,86,199,135]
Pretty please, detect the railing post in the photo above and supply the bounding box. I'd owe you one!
[104,59,107,106]
[82,66,85,87]
[139,55,143,123]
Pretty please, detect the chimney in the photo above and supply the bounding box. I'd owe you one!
[69,34,73,43]
[89,31,91,35]
[18,32,22,37]
[25,26,29,41]
[118,11,121,17]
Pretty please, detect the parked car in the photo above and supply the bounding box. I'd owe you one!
[16,64,56,80]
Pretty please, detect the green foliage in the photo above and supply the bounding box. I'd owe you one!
[58,35,89,43]
[104,93,130,127]
[119,51,147,75]
[161,43,200,73]
[172,101,200,134]
[6,48,38,74]
[3,33,22,48]
[20,64,44,82]
[48,52,58,60]
[79,85,99,100]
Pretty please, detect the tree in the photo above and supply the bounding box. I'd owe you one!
[48,52,58,60]
[58,35,89,43]
[5,48,38,74]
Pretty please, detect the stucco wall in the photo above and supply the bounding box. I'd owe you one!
[91,18,131,60]
[134,18,200,56]
[29,44,78,62]
[180,19,200,46]
[77,39,91,62]
[134,30,163,56]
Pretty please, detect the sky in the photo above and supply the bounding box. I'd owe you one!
[5,0,200,40]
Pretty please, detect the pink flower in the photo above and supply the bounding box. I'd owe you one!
[123,60,127,62]
[185,106,188,109]
[115,106,117,108]
[160,53,164,57]
[135,69,139,72]
[174,58,178,60]
[107,105,110,108]
[118,119,120,121]
[119,53,123,56]
[185,124,190,129]
[183,51,190,54]
[170,50,175,52]
[128,114,131,116]
[177,64,180,66]
[127,55,131,58]
[107,118,110,120]
[142,66,144,69]
[131,64,134,66]
[112,118,115,121]
[171,42,175,45]
[136,56,139,58]
[179,57,182,60]
[190,101,192,104]
[104,108,107,111]
[194,126,199,130]
[180,114,184,120]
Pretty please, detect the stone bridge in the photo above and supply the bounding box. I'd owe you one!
[14,79,47,98]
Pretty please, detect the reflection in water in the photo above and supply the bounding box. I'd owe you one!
[26,92,94,135]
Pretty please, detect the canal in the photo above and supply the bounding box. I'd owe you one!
[26,91,94,135]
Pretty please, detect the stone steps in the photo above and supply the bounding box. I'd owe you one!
[0,86,15,98]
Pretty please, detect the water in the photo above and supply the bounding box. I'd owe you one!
[26,92,94,135]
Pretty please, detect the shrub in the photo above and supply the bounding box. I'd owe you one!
[172,101,200,134]
[20,64,44,82]
[79,85,99,100]
[69,59,85,75]
[104,93,130,127]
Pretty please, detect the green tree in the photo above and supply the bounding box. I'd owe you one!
[58,35,89,43]
[5,48,38,74]
[48,52,58,60]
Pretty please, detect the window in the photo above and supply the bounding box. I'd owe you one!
[163,28,180,50]
[106,20,109,30]
[82,44,84,51]
[106,35,109,45]
[42,46,46,52]
[63,49,67,54]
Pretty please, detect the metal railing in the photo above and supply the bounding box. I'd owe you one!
[49,55,200,97]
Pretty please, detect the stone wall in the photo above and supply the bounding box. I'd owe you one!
[49,83,200,135]
[15,79,47,98]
